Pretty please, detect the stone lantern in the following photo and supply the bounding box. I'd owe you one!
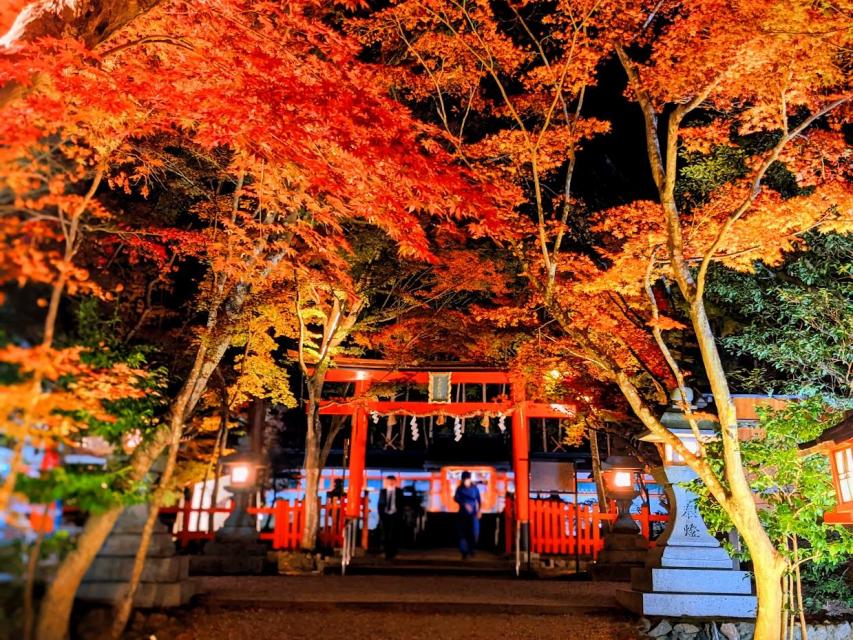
[216,444,267,542]
[193,400,270,574]
[601,454,644,533]
[616,389,757,618]
[592,454,648,581]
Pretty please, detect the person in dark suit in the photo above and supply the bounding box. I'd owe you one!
[378,475,404,560]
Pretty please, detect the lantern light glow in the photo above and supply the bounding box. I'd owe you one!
[231,464,251,485]
[613,471,633,488]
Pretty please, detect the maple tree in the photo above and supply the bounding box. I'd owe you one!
[356,1,850,638]
[0,0,510,637]
[0,0,848,638]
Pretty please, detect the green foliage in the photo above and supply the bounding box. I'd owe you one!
[693,399,853,602]
[708,232,853,397]
[677,133,811,211]
[679,146,747,205]
[800,563,853,614]
[13,298,169,513]
[16,467,147,514]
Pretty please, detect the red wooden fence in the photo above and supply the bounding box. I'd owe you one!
[506,497,668,559]
[161,496,365,550]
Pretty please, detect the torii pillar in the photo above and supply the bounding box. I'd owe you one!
[345,380,369,521]
[511,383,530,555]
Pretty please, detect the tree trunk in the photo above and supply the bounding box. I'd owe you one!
[588,427,609,512]
[34,509,122,640]
[23,505,49,640]
[300,390,321,550]
[34,325,229,640]
[689,296,786,640]
[109,413,183,639]
[747,534,786,640]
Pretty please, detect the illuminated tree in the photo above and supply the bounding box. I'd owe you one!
[357,2,850,637]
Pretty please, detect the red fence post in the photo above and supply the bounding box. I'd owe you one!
[592,505,602,560]
[504,495,514,555]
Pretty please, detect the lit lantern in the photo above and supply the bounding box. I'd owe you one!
[804,413,853,525]
[601,454,643,533]
[221,451,264,490]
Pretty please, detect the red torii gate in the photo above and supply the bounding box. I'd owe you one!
[315,358,576,555]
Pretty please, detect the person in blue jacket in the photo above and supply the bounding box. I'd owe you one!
[454,471,481,559]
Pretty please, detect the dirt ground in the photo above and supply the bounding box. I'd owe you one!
[123,607,641,640]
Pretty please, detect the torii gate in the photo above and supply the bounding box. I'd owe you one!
[315,358,576,561]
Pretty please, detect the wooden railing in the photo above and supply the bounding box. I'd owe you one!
[161,496,367,550]
[505,497,669,559]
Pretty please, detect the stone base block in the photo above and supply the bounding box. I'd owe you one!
[98,531,175,557]
[591,533,649,581]
[631,567,753,594]
[591,563,638,581]
[646,544,734,570]
[603,532,649,551]
[598,548,648,564]
[76,578,196,608]
[190,553,266,575]
[616,588,757,619]
[85,555,189,584]
[202,539,268,556]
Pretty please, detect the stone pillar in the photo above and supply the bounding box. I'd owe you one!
[77,504,195,607]
[616,465,757,618]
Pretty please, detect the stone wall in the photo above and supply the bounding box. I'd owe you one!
[77,504,195,607]
[639,618,852,640]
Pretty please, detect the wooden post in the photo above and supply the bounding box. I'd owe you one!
[346,380,369,520]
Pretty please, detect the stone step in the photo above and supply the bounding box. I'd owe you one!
[616,588,757,619]
[631,567,753,595]
[84,555,189,584]
[196,595,621,617]
[76,578,196,608]
[338,554,513,576]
